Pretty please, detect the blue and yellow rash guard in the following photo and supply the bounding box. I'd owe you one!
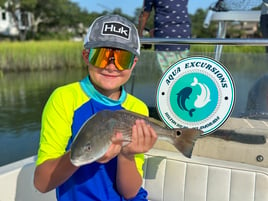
[36,76,149,201]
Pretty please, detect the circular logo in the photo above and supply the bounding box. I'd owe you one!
[156,56,235,135]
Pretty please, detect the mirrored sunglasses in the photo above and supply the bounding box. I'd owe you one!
[88,48,135,71]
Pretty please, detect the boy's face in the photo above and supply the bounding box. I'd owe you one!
[82,49,138,99]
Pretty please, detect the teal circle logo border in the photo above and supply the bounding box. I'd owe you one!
[156,56,236,135]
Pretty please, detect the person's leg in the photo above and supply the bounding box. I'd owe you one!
[156,50,189,73]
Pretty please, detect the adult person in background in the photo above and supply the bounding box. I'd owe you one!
[138,0,192,72]
[261,0,268,53]
[34,14,157,201]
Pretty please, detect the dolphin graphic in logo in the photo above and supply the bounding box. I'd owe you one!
[191,77,211,108]
[177,87,196,117]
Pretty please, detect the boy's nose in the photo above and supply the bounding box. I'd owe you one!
[106,56,118,70]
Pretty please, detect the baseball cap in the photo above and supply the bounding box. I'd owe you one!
[84,15,140,56]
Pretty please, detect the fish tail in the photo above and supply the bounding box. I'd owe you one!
[173,128,202,158]
[189,109,196,117]
[191,77,198,86]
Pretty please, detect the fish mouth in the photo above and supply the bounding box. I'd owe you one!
[70,159,82,167]
[70,156,101,166]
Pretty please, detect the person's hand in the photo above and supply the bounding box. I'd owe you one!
[97,133,123,163]
[120,119,158,159]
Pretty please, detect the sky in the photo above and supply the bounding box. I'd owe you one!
[70,0,216,16]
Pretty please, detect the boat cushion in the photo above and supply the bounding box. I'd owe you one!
[142,149,268,201]
[1,149,268,201]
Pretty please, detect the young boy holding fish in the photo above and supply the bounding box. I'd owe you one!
[33,15,158,200]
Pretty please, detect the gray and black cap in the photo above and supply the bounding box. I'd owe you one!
[83,15,140,56]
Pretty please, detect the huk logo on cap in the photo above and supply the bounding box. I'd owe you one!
[156,56,235,135]
[102,22,130,39]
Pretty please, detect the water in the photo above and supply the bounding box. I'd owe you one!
[0,69,87,166]
[0,51,267,166]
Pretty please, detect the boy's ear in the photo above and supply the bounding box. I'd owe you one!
[130,56,138,70]
[82,49,90,64]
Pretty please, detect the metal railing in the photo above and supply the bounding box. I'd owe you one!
[140,38,268,61]
[140,38,268,46]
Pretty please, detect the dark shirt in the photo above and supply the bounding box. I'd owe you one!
[143,0,191,51]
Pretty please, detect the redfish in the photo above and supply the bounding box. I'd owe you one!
[70,110,201,166]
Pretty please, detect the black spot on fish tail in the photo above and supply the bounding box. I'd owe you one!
[173,128,202,158]
[189,108,195,117]
[176,130,182,136]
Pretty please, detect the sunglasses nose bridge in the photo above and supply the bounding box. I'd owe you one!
[108,50,115,59]
[108,49,114,58]
[107,49,115,63]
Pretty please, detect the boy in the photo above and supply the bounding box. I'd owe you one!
[34,14,157,201]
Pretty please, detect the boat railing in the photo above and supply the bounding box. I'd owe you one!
[140,38,268,62]
[140,38,268,46]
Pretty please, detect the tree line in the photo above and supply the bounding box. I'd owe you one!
[0,0,261,41]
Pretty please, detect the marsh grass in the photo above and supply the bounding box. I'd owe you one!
[0,40,265,72]
[190,45,265,54]
[0,40,84,72]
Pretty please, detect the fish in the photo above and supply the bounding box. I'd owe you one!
[70,110,202,166]
[177,87,196,117]
[191,77,211,108]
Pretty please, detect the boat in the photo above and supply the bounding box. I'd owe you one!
[1,117,268,200]
[1,65,268,201]
[1,7,268,201]
[1,146,268,201]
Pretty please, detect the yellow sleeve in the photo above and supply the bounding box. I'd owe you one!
[36,87,72,165]
[36,83,87,166]
[134,154,145,177]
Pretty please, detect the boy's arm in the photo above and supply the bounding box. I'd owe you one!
[116,119,157,199]
[34,151,78,193]
[34,87,78,193]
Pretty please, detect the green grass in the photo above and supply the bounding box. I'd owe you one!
[0,40,84,72]
[0,40,266,72]
[190,45,265,53]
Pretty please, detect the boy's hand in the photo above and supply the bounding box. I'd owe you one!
[97,119,158,163]
[120,119,158,159]
[97,133,123,163]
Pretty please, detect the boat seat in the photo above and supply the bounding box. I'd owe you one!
[1,148,268,201]
[0,157,57,201]
[143,149,268,201]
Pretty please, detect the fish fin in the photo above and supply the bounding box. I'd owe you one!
[189,109,196,117]
[111,137,132,146]
[122,140,132,146]
[191,77,198,86]
[173,128,202,158]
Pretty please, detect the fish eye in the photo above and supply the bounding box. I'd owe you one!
[85,143,91,151]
